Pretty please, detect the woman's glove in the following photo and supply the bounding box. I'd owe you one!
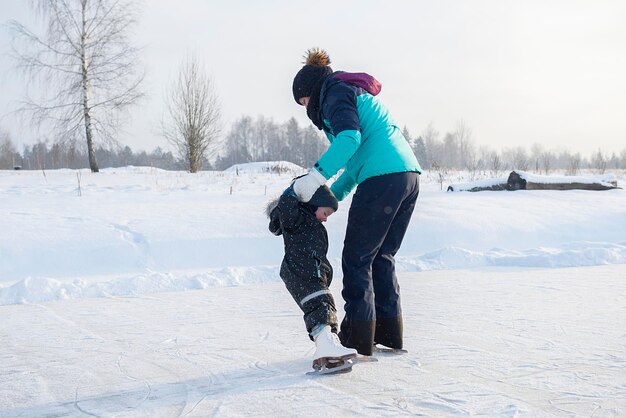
[292,169,326,202]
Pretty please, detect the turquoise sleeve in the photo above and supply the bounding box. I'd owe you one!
[330,171,357,201]
[314,130,361,179]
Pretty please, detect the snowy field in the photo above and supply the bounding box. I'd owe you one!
[1,165,626,417]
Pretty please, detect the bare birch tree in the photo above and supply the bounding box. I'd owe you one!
[162,56,221,173]
[9,0,144,172]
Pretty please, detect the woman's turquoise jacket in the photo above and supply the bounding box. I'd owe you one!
[312,72,421,201]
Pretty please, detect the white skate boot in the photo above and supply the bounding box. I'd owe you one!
[310,326,357,375]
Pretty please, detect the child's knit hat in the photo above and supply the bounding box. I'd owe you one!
[292,48,333,105]
[308,185,338,212]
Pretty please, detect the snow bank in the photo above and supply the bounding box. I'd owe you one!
[397,241,626,271]
[447,176,509,192]
[0,266,279,305]
[1,167,625,305]
[2,242,626,305]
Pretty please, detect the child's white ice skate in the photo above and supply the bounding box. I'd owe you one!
[307,325,358,375]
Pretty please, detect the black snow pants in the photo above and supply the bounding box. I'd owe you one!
[280,255,338,340]
[339,172,419,355]
[269,193,339,340]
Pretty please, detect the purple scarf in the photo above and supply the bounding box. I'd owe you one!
[334,72,382,96]
[308,72,383,130]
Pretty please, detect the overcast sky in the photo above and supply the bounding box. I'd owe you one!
[1,0,625,156]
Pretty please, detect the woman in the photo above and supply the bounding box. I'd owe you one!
[291,48,421,356]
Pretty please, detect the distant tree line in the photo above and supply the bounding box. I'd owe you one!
[213,116,327,170]
[0,115,328,171]
[0,134,181,171]
[2,120,625,175]
[403,121,626,178]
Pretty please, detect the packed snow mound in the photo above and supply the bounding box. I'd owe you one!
[447,176,509,192]
[225,161,304,174]
[3,242,626,305]
[397,241,626,271]
[0,266,280,305]
[515,171,617,185]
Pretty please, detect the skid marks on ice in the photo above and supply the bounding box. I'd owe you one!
[399,267,626,416]
[32,302,106,343]
[127,328,292,416]
[148,334,417,416]
[71,353,190,417]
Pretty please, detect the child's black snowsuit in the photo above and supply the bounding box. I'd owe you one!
[268,191,337,340]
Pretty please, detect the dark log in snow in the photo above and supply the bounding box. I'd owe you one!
[507,171,619,191]
[448,171,620,192]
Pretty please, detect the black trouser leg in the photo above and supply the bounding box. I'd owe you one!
[372,176,419,348]
[280,264,337,340]
[340,172,419,355]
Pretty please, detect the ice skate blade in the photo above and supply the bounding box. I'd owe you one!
[306,359,354,376]
[312,353,357,370]
[355,355,378,363]
[374,344,408,355]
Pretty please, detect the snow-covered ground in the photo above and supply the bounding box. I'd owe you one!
[1,166,626,416]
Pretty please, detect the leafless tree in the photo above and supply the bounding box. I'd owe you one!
[430,161,448,191]
[530,143,544,173]
[541,151,554,174]
[591,149,607,174]
[608,152,620,170]
[466,149,480,181]
[453,120,473,169]
[566,152,582,176]
[0,130,18,169]
[219,116,253,169]
[162,56,221,173]
[9,0,144,172]
[507,147,530,171]
[421,122,440,169]
[489,151,503,177]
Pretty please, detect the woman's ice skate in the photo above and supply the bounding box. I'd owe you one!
[373,343,408,355]
[307,326,357,375]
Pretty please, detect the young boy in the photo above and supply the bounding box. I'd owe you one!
[267,183,357,372]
